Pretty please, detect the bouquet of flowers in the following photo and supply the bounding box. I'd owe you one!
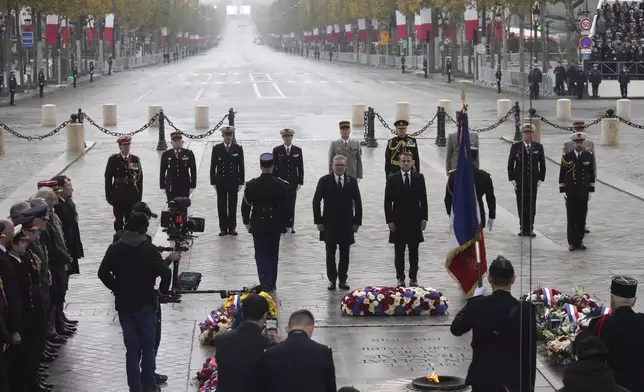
[195,356,218,392]
[340,286,448,316]
[544,335,574,365]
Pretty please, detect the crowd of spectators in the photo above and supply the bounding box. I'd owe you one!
[591,1,644,62]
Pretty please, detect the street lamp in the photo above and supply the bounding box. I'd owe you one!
[0,13,6,94]
[532,2,540,67]
[494,13,502,66]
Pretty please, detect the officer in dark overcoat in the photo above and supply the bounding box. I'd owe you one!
[384,151,428,288]
[160,131,197,203]
[588,276,644,392]
[105,136,143,232]
[445,146,496,230]
[38,68,46,98]
[72,62,78,88]
[507,123,546,237]
[559,131,595,251]
[89,60,95,82]
[450,256,537,392]
[241,153,289,290]
[210,126,245,236]
[272,128,304,232]
[495,65,502,93]
[385,119,420,176]
[618,65,630,98]
[8,71,17,106]
[0,220,22,392]
[588,63,602,98]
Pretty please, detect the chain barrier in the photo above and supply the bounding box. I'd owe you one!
[444,107,516,133]
[363,110,369,141]
[82,113,159,137]
[0,121,69,141]
[164,113,229,139]
[536,114,606,132]
[373,112,437,137]
[615,115,644,130]
[374,113,395,133]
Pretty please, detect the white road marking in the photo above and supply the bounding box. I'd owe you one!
[276,72,283,75]
[265,74,274,81]
[192,73,199,76]
[135,90,152,102]
[304,80,313,84]
[272,83,286,98]
[214,81,225,84]
[248,73,256,82]
[320,80,328,84]
[232,81,240,84]
[195,89,204,100]
[252,83,262,98]
[201,82,208,85]
[219,73,226,76]
[206,73,213,81]
[337,81,344,83]
[287,80,296,83]
[233,72,240,75]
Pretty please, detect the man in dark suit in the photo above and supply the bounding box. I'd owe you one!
[559,131,596,251]
[313,154,363,291]
[384,151,428,288]
[272,128,304,232]
[262,309,336,392]
[160,131,197,203]
[214,294,280,392]
[210,126,245,236]
[588,276,644,392]
[0,220,22,392]
[451,256,537,392]
[507,123,546,237]
[52,176,83,276]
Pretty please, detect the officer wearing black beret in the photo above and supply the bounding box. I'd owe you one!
[385,119,420,176]
[160,131,197,203]
[272,128,304,232]
[105,136,143,232]
[450,256,536,392]
[588,276,644,392]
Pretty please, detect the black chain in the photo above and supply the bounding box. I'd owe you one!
[615,115,644,129]
[164,114,229,139]
[444,108,515,133]
[363,111,369,140]
[0,121,69,141]
[537,114,605,131]
[374,113,395,132]
[82,113,159,137]
[374,112,437,136]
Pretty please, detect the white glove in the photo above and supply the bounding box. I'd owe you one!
[563,193,567,200]
[588,193,592,201]
[238,185,243,192]
[420,220,427,231]
[537,180,543,188]
[245,224,251,232]
[297,185,301,191]
[511,180,517,190]
[487,218,494,232]
[473,287,489,297]
[357,178,361,183]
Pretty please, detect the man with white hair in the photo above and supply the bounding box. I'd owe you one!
[588,276,644,392]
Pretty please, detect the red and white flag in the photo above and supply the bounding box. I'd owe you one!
[104,13,115,42]
[45,15,57,45]
[395,11,407,40]
[464,4,479,41]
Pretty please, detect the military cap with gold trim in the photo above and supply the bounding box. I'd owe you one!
[37,180,59,191]
[339,121,350,129]
[117,136,132,145]
[572,121,585,131]
[521,123,536,133]
[280,128,295,136]
[394,119,409,127]
[170,131,183,140]
[571,132,587,141]
[220,126,235,135]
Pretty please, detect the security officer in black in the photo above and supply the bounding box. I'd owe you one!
[446,57,452,83]
[385,119,420,176]
[588,276,644,392]
[72,62,78,88]
[105,136,143,232]
[89,60,95,82]
[588,63,602,98]
[242,153,289,290]
[108,56,113,75]
[423,56,428,78]
[450,256,537,392]
[38,68,46,98]
[559,131,595,251]
[272,128,304,232]
[495,65,502,93]
[160,131,197,203]
[262,309,337,392]
[445,147,496,230]
[210,126,245,236]
[8,71,17,106]
[618,65,630,98]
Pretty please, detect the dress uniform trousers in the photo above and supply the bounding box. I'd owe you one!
[9,315,41,391]
[216,184,238,231]
[515,181,538,234]
[253,232,281,288]
[165,183,190,203]
[566,193,589,246]
[113,201,136,232]
[285,186,297,228]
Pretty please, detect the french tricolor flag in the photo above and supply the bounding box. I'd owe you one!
[87,19,97,41]
[161,27,167,44]
[45,15,58,45]
[177,33,182,44]
[563,303,580,326]
[415,8,432,40]
[358,19,366,41]
[104,13,115,42]
[542,287,555,306]
[464,5,479,41]
[395,11,407,40]
[345,24,352,41]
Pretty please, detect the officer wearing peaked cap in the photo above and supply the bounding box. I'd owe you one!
[564,121,596,235]
[559,131,595,251]
[210,126,245,236]
[161,131,197,203]
[329,121,362,180]
[105,136,143,232]
[385,119,420,176]
[588,276,644,392]
[272,128,304,232]
[446,120,480,174]
[241,153,289,290]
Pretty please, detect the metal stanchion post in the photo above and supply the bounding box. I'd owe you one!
[435,106,446,147]
[77,108,84,123]
[513,102,522,141]
[364,107,378,147]
[156,109,168,151]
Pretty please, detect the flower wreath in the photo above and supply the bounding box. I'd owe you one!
[340,286,448,316]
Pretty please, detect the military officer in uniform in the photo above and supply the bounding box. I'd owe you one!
[588,276,644,392]
[210,126,245,236]
[241,153,289,290]
[272,128,304,232]
[72,62,78,88]
[445,146,496,231]
[38,68,46,98]
[446,124,480,174]
[89,60,95,82]
[385,119,420,176]
[8,71,17,106]
[564,121,595,234]
[328,121,362,181]
[160,131,197,203]
[105,136,143,232]
[507,123,546,237]
[559,132,595,251]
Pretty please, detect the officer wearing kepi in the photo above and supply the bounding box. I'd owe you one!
[272,128,304,233]
[8,71,17,106]
[559,131,595,251]
[242,153,289,291]
[160,131,197,203]
[38,68,46,98]
[588,276,644,392]
[385,119,420,176]
[105,136,143,232]
[89,60,95,82]
[210,126,245,236]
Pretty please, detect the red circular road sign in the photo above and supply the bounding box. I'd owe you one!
[579,17,592,31]
[444,37,452,45]
[579,36,593,49]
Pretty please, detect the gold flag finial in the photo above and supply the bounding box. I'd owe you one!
[460,85,467,115]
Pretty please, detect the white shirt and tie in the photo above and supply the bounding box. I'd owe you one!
[335,173,344,188]
[401,170,411,186]
[284,145,291,155]
[524,142,531,152]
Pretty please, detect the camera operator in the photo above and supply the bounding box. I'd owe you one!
[98,212,172,392]
[113,201,180,386]
[214,294,282,392]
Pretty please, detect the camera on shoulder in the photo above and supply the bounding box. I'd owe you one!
[160,197,205,239]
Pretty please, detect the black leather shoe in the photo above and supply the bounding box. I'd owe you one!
[577,243,587,250]
[517,231,524,237]
[327,281,336,290]
[584,228,590,233]
[229,230,238,236]
[218,231,228,236]
[62,314,79,324]
[58,328,75,337]
[155,373,168,384]
[529,232,536,237]
[409,279,418,287]
[290,229,296,234]
[338,281,350,290]
[45,342,61,350]
[48,334,66,344]
[41,354,57,362]
[569,245,576,251]
[396,279,405,287]
[39,381,54,390]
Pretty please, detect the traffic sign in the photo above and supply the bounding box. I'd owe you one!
[22,31,33,48]
[444,37,452,45]
[579,36,592,49]
[475,43,486,55]
[579,17,592,31]
[380,31,389,45]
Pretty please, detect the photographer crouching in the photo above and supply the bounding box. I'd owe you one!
[112,202,181,387]
[98,209,174,392]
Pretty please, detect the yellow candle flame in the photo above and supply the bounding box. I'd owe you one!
[426,371,439,383]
